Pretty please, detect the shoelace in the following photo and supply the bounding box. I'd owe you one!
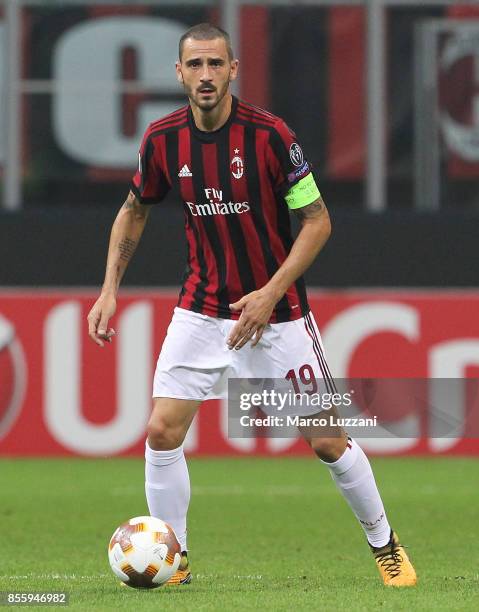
[375,546,403,579]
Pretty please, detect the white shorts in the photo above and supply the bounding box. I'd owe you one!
[153,307,335,403]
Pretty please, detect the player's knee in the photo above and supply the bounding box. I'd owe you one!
[146,417,184,450]
[310,436,347,462]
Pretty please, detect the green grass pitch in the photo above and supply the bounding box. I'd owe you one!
[0,456,478,610]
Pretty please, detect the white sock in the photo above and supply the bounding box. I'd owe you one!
[322,438,391,548]
[145,442,190,552]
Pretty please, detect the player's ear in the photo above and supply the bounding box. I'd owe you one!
[229,59,239,82]
[176,61,184,84]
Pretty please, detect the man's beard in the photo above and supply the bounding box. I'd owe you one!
[186,81,229,111]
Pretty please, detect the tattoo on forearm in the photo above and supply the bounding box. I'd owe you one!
[119,237,137,262]
[122,192,149,219]
[122,192,136,210]
[293,199,325,221]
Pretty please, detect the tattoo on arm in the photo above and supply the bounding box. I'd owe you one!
[121,191,149,219]
[293,198,325,222]
[122,192,136,211]
[119,237,137,262]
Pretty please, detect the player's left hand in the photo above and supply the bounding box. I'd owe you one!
[228,289,277,350]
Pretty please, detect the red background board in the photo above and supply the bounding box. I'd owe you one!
[0,289,478,457]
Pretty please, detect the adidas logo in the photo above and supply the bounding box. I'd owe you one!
[178,164,192,178]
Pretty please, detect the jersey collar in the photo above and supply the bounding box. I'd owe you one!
[188,95,238,143]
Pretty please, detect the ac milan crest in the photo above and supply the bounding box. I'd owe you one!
[231,148,244,179]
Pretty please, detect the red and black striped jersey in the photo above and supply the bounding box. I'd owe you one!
[131,96,317,322]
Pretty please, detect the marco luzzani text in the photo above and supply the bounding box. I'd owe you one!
[238,390,378,428]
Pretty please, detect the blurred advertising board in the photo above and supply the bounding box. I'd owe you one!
[0,290,478,456]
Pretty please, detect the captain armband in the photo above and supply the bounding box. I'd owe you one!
[284,173,321,210]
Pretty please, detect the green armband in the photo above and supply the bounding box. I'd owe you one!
[285,173,321,210]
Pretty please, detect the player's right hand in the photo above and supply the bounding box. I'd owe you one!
[87,293,117,347]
